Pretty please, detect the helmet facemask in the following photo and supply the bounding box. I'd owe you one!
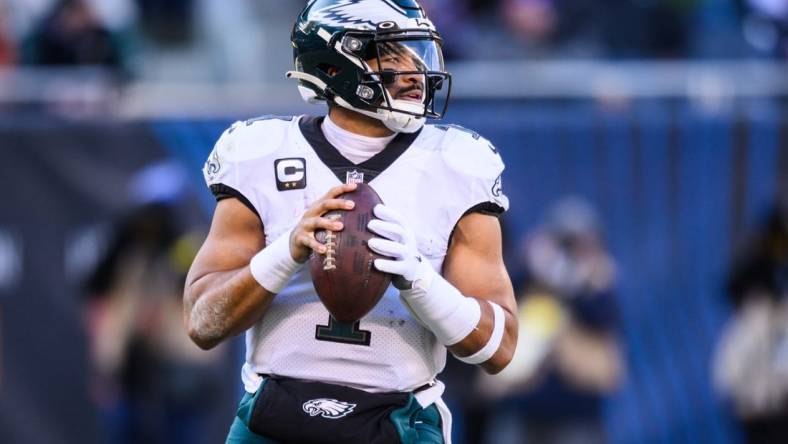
[340,27,451,132]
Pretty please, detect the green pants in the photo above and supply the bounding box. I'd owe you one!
[225,389,445,444]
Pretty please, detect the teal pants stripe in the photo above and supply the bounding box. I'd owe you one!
[226,414,281,444]
[225,386,444,443]
[226,390,280,444]
[390,395,444,443]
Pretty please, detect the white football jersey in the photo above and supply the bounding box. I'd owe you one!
[203,115,508,394]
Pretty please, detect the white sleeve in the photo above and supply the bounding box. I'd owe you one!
[468,141,508,216]
[441,128,509,217]
[203,121,260,217]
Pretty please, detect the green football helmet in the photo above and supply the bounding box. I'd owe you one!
[287,0,452,133]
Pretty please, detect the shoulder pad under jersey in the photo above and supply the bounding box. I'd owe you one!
[203,115,295,185]
[429,123,505,182]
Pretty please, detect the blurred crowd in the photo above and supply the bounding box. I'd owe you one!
[714,180,788,444]
[0,0,787,77]
[0,0,133,70]
[83,161,233,444]
[441,197,625,444]
[423,0,788,59]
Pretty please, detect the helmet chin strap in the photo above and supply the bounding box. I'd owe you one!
[287,70,426,133]
[381,99,427,133]
[333,95,426,134]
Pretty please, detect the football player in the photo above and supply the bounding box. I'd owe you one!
[183,1,518,442]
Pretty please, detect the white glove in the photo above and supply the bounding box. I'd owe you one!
[367,204,482,346]
[367,204,436,290]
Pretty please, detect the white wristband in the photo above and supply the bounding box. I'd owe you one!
[456,302,505,364]
[249,230,302,294]
[400,268,481,346]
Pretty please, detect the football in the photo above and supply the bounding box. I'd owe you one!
[309,183,392,323]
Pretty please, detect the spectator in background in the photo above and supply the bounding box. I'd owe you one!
[714,185,788,444]
[476,0,569,58]
[0,4,17,65]
[24,0,123,68]
[466,0,695,59]
[135,0,195,45]
[479,197,624,444]
[502,0,559,45]
[84,162,229,444]
[470,0,599,59]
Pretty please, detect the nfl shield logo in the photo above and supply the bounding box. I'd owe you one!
[345,170,364,184]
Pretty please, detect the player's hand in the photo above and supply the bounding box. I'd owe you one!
[289,183,356,263]
[367,204,434,289]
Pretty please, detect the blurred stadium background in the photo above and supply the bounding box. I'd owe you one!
[1,0,787,443]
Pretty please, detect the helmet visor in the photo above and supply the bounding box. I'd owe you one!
[374,39,444,73]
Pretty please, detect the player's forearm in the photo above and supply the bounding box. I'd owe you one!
[184,268,274,350]
[185,229,304,349]
[398,270,518,374]
[447,297,518,374]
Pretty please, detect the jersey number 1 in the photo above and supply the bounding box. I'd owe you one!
[315,316,371,346]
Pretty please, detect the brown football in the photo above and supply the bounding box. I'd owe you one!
[308,183,392,323]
